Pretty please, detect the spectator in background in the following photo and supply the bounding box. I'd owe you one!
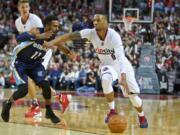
[0,72,5,88]
[75,65,87,90]
[77,70,96,93]
[48,64,61,89]
[65,68,77,90]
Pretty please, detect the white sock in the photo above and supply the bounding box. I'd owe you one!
[32,98,37,102]
[138,111,144,117]
[108,101,115,110]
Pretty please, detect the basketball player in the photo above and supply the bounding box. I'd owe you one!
[15,0,70,118]
[44,14,148,128]
[1,15,75,123]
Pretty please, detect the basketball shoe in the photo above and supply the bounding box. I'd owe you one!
[1,100,12,122]
[105,109,118,123]
[45,105,60,124]
[138,115,148,128]
[25,105,42,118]
[56,94,72,113]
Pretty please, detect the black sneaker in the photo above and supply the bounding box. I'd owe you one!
[1,100,12,122]
[45,108,60,124]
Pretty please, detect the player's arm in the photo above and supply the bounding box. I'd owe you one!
[57,45,77,61]
[16,28,40,42]
[51,31,81,46]
[16,28,53,42]
[112,32,128,88]
[44,29,92,48]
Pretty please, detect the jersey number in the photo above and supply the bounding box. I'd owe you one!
[31,51,42,60]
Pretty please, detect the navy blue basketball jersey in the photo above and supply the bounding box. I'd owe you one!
[13,28,54,63]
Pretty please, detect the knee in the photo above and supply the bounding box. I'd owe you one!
[101,73,112,85]
[12,84,28,101]
[38,80,51,99]
[129,95,142,108]
[101,73,113,94]
[102,74,109,83]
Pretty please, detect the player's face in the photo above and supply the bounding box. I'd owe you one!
[18,3,30,16]
[49,20,59,34]
[93,15,108,31]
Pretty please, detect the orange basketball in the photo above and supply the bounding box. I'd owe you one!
[108,114,127,133]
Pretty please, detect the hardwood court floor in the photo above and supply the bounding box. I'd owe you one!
[0,89,179,135]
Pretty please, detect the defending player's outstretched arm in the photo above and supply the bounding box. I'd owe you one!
[49,31,82,46]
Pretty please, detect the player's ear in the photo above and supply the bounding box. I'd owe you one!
[17,5,21,12]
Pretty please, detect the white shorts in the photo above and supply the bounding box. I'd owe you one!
[42,49,52,69]
[99,64,140,97]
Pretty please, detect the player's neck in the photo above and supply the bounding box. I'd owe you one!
[21,14,30,24]
[97,28,108,41]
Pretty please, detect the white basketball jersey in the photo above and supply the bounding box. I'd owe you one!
[80,28,132,73]
[15,13,43,33]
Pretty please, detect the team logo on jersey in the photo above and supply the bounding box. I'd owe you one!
[95,48,115,54]
[38,71,45,77]
[33,43,47,51]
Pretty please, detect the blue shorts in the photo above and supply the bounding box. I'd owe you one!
[13,59,46,86]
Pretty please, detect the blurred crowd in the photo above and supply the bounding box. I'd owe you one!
[0,0,179,93]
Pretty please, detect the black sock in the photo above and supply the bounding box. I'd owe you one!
[46,105,51,110]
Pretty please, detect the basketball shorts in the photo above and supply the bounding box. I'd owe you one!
[99,64,140,97]
[13,59,46,86]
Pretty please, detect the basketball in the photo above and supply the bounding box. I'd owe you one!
[108,114,127,133]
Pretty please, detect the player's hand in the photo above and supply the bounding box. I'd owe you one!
[29,28,40,36]
[43,41,54,49]
[36,31,53,39]
[67,52,77,61]
[119,73,129,93]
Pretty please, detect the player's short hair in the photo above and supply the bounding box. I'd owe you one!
[44,16,59,26]
[18,0,29,5]
[100,14,108,21]
[94,14,108,22]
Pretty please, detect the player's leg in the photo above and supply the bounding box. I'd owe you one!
[30,63,60,124]
[42,49,71,114]
[24,77,42,117]
[119,68,148,128]
[1,61,28,122]
[100,65,118,123]
[34,85,71,114]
